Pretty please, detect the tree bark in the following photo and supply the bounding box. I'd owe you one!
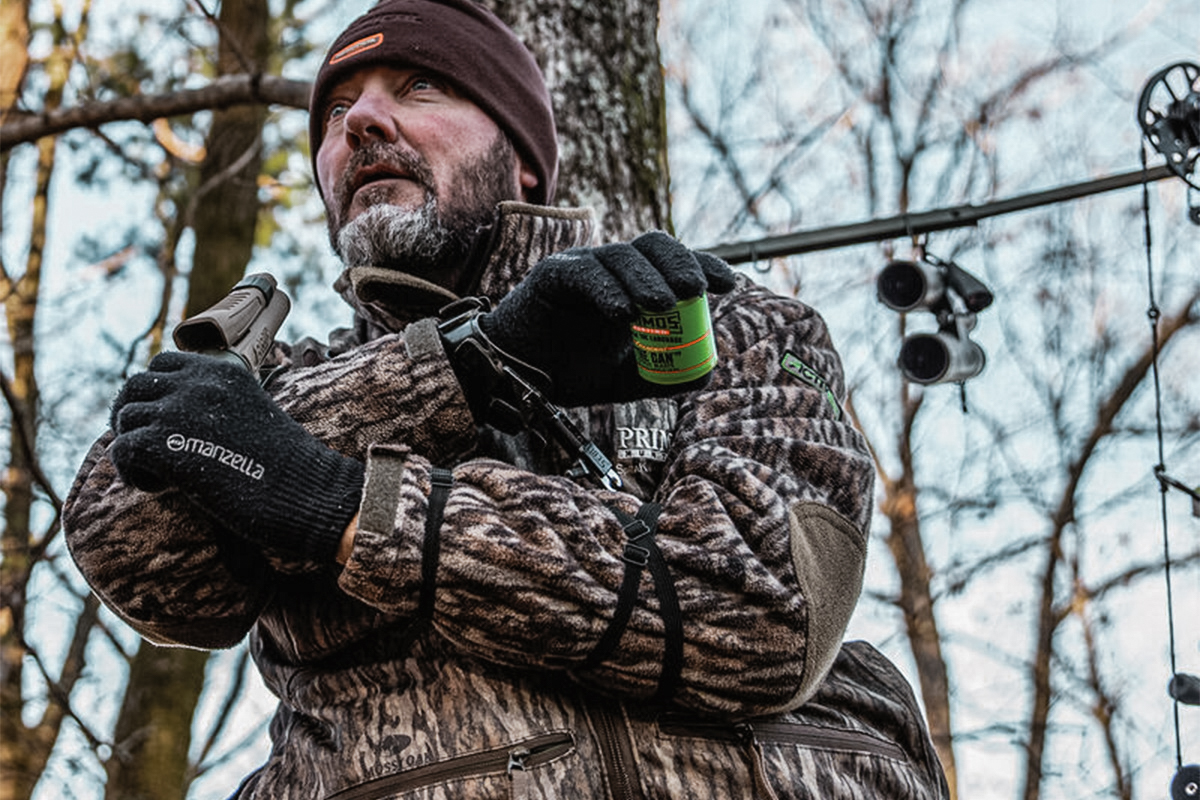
[0,0,29,121]
[103,2,271,798]
[1,4,73,796]
[104,642,210,800]
[880,386,958,800]
[488,0,670,235]
[185,0,272,314]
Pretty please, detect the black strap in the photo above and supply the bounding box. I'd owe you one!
[417,467,454,623]
[393,467,453,656]
[582,503,658,669]
[642,524,684,706]
[583,502,683,704]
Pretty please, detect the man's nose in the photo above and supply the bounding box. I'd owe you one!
[342,91,399,148]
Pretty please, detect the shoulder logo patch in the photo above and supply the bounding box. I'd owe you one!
[329,32,384,65]
[781,351,843,420]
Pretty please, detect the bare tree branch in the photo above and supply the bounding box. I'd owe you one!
[1072,563,1132,800]
[24,592,106,753]
[0,368,62,511]
[0,74,310,152]
[1069,548,1200,609]
[188,647,252,780]
[1023,288,1200,800]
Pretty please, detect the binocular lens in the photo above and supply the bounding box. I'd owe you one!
[899,333,986,384]
[878,260,934,311]
[899,335,949,383]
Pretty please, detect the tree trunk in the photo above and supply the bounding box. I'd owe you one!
[489,0,670,235]
[185,0,271,314]
[104,2,270,797]
[1,5,73,797]
[103,643,210,800]
[881,472,958,800]
[866,326,958,800]
[0,0,29,121]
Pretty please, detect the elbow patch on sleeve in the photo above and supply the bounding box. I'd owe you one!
[788,501,867,706]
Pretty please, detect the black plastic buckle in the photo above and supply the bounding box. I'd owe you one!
[620,518,652,565]
[622,542,650,566]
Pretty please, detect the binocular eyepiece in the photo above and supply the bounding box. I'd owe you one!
[877,258,944,313]
[173,273,291,373]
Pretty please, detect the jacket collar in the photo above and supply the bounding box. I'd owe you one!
[334,202,595,339]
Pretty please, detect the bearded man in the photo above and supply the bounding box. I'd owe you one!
[64,2,949,797]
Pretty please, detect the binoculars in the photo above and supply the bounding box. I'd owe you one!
[877,257,993,385]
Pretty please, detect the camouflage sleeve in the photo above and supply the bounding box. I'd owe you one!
[63,431,274,648]
[654,279,874,711]
[62,320,478,646]
[265,320,477,466]
[336,279,874,716]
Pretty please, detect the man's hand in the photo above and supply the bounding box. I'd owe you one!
[109,351,364,563]
[478,231,736,407]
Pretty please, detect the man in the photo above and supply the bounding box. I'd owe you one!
[64,1,950,797]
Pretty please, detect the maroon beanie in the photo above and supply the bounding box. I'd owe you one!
[309,0,558,205]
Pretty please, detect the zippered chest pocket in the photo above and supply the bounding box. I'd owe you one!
[657,713,905,759]
[324,731,576,800]
[655,714,925,800]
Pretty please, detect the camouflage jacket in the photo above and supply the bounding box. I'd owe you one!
[64,202,948,799]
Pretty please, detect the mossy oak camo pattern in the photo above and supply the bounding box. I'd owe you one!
[65,204,947,798]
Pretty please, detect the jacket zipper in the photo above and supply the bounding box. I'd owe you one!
[658,714,908,761]
[589,702,642,800]
[324,732,575,800]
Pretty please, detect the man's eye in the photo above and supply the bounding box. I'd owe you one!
[325,102,351,129]
[407,76,442,94]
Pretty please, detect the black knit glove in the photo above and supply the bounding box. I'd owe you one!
[477,231,736,407]
[108,351,364,563]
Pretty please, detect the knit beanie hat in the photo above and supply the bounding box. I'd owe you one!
[309,0,558,205]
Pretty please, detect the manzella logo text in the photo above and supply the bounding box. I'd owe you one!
[166,433,265,480]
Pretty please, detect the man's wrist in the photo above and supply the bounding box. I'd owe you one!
[337,513,359,565]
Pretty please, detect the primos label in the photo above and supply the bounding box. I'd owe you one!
[631,294,716,385]
[614,398,679,496]
[615,399,677,462]
[780,352,842,420]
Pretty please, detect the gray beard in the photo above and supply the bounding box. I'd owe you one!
[334,199,452,275]
[329,133,521,291]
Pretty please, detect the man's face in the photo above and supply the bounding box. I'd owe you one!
[315,66,538,285]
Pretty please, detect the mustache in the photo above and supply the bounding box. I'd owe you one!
[332,143,436,225]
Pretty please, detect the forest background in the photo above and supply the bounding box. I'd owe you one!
[1,0,1198,799]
